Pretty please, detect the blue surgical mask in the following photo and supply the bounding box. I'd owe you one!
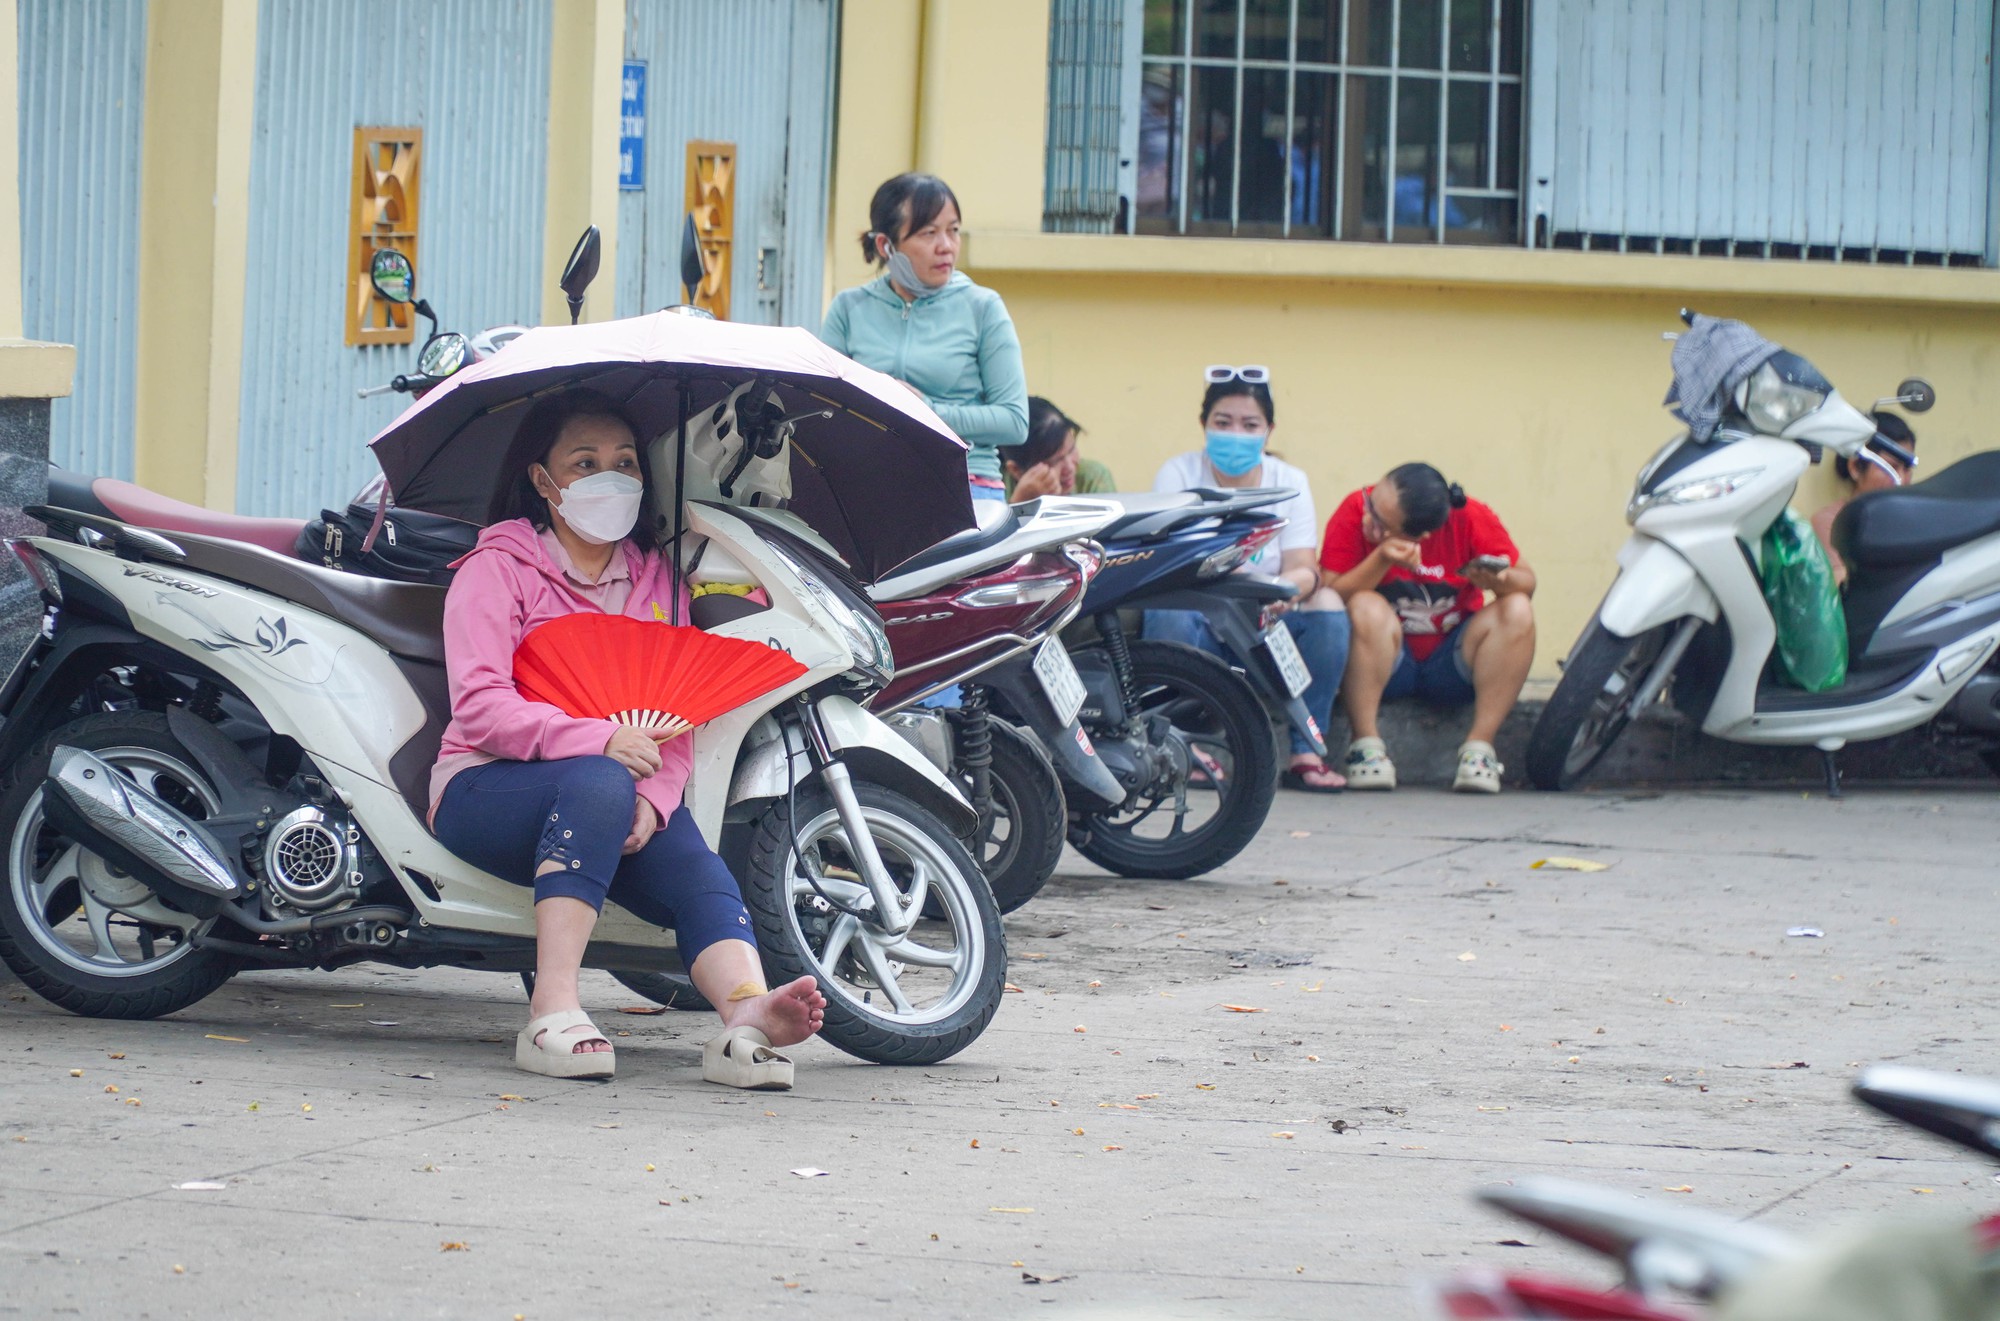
[1205,430,1266,477]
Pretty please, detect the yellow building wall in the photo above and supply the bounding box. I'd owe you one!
[831,2,2000,679]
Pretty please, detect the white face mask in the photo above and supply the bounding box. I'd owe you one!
[543,467,644,545]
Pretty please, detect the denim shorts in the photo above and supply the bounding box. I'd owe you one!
[1382,622,1475,705]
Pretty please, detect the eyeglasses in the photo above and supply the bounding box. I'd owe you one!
[1362,485,1398,539]
[1204,364,1270,386]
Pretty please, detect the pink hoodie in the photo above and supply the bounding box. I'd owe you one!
[429,519,694,826]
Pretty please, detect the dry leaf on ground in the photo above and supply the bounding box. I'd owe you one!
[1221,1004,1265,1013]
[1531,857,1610,872]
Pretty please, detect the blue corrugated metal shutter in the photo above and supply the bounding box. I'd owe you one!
[235,0,552,517]
[1043,0,1127,233]
[614,0,836,328]
[18,0,147,478]
[1527,0,1993,263]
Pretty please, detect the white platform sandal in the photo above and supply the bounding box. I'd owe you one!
[702,1026,794,1091]
[515,1008,616,1080]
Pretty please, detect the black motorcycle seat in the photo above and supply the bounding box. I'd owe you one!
[169,530,447,664]
[891,503,1023,576]
[1833,451,2000,570]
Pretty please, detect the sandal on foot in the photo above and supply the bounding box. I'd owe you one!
[1280,761,1347,794]
[515,1008,615,1080]
[702,1026,794,1091]
[1342,737,1397,791]
[1452,740,1504,794]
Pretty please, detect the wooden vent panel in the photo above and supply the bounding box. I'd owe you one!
[347,127,422,346]
[685,140,734,320]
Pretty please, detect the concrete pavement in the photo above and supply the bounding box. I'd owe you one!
[4,783,1997,1319]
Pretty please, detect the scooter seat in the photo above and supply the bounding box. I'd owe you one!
[1100,487,1292,540]
[1832,451,2000,570]
[168,530,448,664]
[891,503,1023,576]
[90,477,308,559]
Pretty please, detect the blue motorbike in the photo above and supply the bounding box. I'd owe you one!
[1017,488,1313,880]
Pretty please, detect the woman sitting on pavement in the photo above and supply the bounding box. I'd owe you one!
[429,388,824,1086]
[1320,463,1535,794]
[1145,367,1352,793]
[1811,410,1917,588]
[1004,396,1118,502]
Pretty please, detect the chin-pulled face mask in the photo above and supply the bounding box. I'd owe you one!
[883,245,950,300]
[543,467,644,545]
[1204,430,1267,478]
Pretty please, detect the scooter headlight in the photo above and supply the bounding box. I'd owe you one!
[1738,362,1825,435]
[774,550,894,685]
[1626,469,1765,524]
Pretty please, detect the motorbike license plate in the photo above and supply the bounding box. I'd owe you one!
[1033,639,1088,726]
[1263,621,1313,698]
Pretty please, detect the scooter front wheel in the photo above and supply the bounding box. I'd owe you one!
[742,781,1005,1065]
[1526,620,1674,791]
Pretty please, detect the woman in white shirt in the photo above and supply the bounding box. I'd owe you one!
[1146,367,1351,792]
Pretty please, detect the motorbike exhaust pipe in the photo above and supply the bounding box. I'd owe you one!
[41,746,246,918]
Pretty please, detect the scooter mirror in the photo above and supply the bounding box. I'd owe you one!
[1894,377,1936,413]
[370,248,415,305]
[680,213,707,303]
[417,331,469,380]
[560,225,601,324]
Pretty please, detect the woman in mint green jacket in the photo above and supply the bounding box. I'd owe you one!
[821,173,1029,503]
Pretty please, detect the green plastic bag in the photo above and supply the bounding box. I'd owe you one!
[1760,508,1848,692]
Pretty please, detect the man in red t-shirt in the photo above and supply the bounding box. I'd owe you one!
[1318,463,1536,793]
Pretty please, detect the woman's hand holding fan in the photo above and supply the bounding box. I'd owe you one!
[512,613,809,745]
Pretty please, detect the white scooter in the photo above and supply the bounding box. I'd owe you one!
[0,437,1005,1068]
[1528,311,2000,792]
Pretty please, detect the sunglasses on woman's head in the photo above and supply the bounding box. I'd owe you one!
[1204,364,1270,385]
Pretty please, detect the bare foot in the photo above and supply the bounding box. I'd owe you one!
[720,975,826,1048]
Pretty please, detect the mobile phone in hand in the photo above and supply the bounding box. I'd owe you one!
[1462,553,1511,575]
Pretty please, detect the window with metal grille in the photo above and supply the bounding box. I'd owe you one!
[1134,0,1524,242]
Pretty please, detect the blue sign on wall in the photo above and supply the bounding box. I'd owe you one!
[619,60,646,190]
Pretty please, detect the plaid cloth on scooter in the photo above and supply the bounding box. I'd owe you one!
[1664,314,1782,443]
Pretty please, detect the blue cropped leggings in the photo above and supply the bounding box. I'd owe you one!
[433,756,754,966]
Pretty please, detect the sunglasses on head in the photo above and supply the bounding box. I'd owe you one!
[1204,364,1270,386]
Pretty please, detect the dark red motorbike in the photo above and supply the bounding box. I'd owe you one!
[864,497,1122,913]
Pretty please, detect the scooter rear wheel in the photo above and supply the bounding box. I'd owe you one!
[1526,620,1674,791]
[961,718,1066,915]
[0,714,238,1019]
[1070,639,1279,880]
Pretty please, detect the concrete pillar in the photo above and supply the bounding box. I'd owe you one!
[0,0,78,662]
[131,0,258,510]
[543,0,625,325]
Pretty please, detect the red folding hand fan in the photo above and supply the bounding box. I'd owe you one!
[512,613,808,739]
